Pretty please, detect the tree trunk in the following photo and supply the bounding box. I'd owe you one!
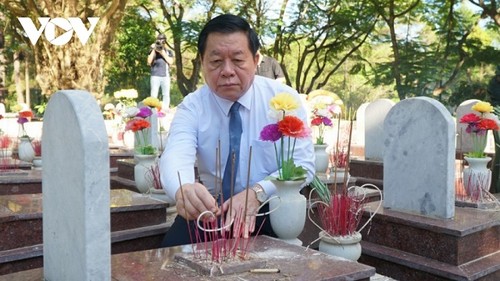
[13,51,24,105]
[5,0,128,98]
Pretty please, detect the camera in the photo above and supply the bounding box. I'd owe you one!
[155,40,163,51]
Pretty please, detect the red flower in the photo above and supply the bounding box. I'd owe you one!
[19,111,34,119]
[278,115,306,138]
[311,117,323,126]
[478,119,499,131]
[459,113,481,124]
[126,118,150,132]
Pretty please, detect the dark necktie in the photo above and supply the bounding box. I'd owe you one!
[221,102,242,203]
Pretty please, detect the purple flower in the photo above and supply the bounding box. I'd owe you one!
[322,117,333,126]
[17,117,29,125]
[137,106,153,118]
[260,123,282,142]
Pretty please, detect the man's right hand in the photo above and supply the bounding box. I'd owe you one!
[175,183,218,221]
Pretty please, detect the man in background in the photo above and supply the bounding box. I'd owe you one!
[147,34,174,111]
[255,50,286,83]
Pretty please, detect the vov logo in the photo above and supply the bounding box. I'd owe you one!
[18,17,100,46]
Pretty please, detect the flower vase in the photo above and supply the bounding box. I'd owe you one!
[18,137,35,163]
[134,154,158,193]
[318,231,362,261]
[314,144,329,174]
[32,156,42,169]
[328,165,350,184]
[463,156,492,202]
[269,180,306,246]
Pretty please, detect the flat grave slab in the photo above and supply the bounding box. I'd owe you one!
[0,235,375,281]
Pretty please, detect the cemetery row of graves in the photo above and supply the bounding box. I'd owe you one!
[0,91,498,280]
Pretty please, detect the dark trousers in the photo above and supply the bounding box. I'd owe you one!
[160,204,276,247]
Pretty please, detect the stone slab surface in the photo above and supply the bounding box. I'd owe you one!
[0,235,375,281]
[0,189,168,251]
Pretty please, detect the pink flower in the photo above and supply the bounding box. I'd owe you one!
[260,124,282,142]
[136,106,153,118]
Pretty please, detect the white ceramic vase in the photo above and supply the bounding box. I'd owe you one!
[269,179,306,245]
[318,231,362,261]
[18,137,35,162]
[134,154,158,193]
[314,144,329,174]
[463,156,491,202]
[32,156,42,169]
[328,166,350,184]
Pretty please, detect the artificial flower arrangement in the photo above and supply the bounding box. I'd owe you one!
[102,103,116,120]
[307,90,343,145]
[259,92,311,181]
[114,89,138,107]
[124,106,155,155]
[310,103,342,145]
[123,97,163,155]
[17,110,34,139]
[459,101,499,158]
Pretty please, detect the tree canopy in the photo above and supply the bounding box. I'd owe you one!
[0,0,498,111]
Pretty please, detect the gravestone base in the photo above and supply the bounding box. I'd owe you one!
[359,201,500,281]
[455,199,499,210]
[0,190,171,276]
[349,158,383,189]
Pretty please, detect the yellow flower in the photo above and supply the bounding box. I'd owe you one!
[143,97,162,109]
[12,104,22,113]
[270,92,299,112]
[472,101,493,113]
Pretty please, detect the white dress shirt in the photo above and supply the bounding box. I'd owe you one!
[159,76,315,201]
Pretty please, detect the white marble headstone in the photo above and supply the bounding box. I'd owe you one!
[364,99,395,160]
[355,102,368,147]
[383,97,455,219]
[149,108,160,150]
[42,90,111,280]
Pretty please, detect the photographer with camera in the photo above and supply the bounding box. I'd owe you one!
[147,33,174,111]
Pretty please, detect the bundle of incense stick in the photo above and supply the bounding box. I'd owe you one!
[177,144,265,262]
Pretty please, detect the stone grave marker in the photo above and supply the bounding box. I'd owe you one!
[364,99,395,160]
[383,97,455,219]
[456,99,480,154]
[148,108,160,151]
[354,102,368,150]
[42,90,111,280]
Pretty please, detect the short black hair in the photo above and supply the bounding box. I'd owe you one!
[197,14,260,59]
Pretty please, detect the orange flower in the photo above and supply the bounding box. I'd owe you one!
[126,118,150,132]
[19,111,34,118]
[278,116,306,138]
[478,119,499,131]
